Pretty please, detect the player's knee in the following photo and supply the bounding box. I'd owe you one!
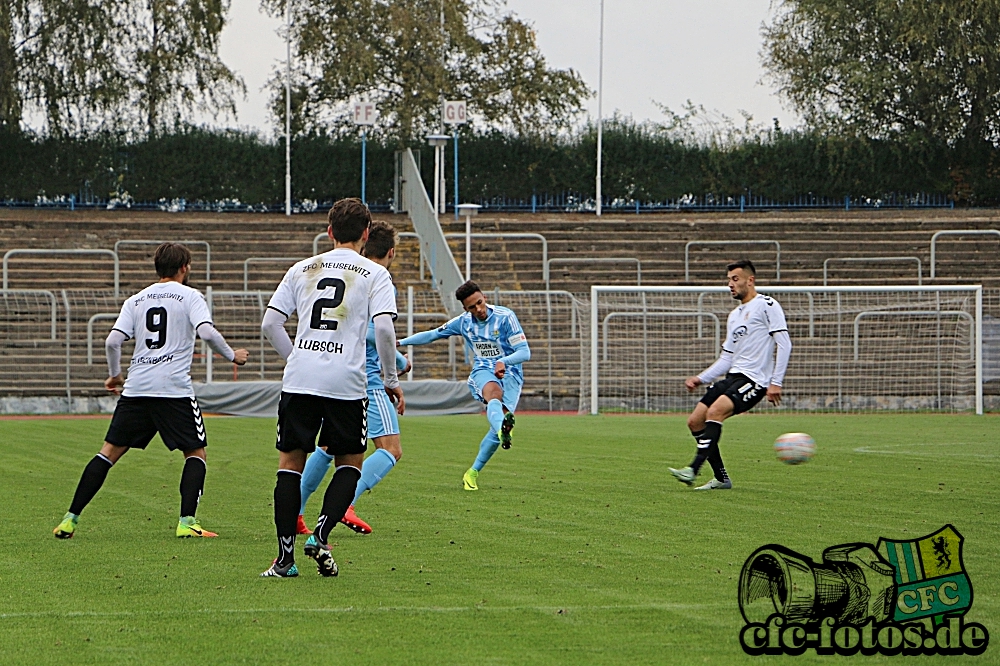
[687,414,703,431]
[706,403,732,422]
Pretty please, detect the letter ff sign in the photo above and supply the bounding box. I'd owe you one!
[443,100,467,125]
[353,101,376,125]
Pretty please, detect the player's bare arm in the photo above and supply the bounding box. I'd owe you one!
[685,375,703,392]
[767,385,782,405]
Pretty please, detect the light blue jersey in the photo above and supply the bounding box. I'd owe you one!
[366,320,409,391]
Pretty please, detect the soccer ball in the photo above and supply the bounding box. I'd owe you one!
[774,433,815,465]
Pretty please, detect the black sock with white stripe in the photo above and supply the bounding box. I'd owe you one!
[702,421,730,482]
[68,454,114,515]
[179,457,206,518]
[689,429,708,474]
[274,470,301,567]
[314,466,362,545]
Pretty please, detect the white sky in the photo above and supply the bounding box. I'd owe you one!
[218,0,799,134]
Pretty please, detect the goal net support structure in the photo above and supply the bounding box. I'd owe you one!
[585,285,984,415]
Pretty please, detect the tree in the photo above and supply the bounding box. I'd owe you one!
[121,0,246,136]
[261,0,591,143]
[762,0,1000,149]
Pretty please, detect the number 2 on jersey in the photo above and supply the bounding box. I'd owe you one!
[310,278,346,330]
[146,307,168,349]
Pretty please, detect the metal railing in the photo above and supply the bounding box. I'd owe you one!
[823,256,922,286]
[930,230,1000,279]
[602,311,719,361]
[443,232,548,286]
[0,289,59,340]
[86,313,120,365]
[114,240,212,282]
[547,257,640,291]
[853,310,975,361]
[684,240,780,282]
[3,249,120,297]
[243,257,301,290]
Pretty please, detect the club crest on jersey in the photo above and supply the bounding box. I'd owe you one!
[733,325,748,343]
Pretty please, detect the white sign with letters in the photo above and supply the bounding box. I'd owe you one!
[443,100,467,125]
[353,101,376,125]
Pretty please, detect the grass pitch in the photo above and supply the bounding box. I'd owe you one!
[1,413,998,665]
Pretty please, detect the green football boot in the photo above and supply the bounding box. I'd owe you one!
[53,512,79,539]
[500,412,515,449]
[463,468,479,491]
[176,516,218,538]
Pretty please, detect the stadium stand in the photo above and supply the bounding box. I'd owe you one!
[1,208,999,409]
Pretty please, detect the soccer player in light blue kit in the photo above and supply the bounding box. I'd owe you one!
[398,279,530,491]
[296,220,410,535]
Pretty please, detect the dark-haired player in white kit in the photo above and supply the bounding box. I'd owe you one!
[259,198,401,578]
[53,243,249,539]
[668,259,792,490]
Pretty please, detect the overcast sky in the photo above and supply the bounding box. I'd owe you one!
[218,0,799,135]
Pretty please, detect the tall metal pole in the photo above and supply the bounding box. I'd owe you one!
[453,129,459,219]
[433,145,441,219]
[595,0,604,217]
[284,0,291,216]
[361,128,367,204]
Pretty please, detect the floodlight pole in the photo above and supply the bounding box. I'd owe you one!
[595,0,604,217]
[453,129,459,219]
[284,0,292,216]
[361,128,367,204]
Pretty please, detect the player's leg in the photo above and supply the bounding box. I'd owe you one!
[341,389,399,532]
[261,392,319,578]
[55,396,154,538]
[694,395,735,490]
[152,397,217,537]
[465,373,521,490]
[669,381,726,485]
[297,447,334,534]
[304,396,367,577]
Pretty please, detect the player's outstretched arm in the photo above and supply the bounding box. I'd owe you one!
[197,322,248,366]
[495,341,530,379]
[374,314,405,414]
[692,350,734,390]
[261,307,293,360]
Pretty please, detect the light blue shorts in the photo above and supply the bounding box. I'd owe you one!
[467,368,523,413]
[367,387,400,439]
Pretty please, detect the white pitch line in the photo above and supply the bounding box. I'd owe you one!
[0,602,721,620]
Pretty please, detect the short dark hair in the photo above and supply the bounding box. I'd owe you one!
[327,198,371,243]
[154,242,192,278]
[455,280,481,303]
[727,258,756,275]
[362,220,398,260]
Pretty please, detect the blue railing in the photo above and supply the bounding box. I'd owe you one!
[2,191,953,214]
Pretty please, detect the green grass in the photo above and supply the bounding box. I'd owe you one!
[1,413,998,665]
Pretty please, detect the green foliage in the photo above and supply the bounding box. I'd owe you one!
[260,0,591,143]
[1,414,998,664]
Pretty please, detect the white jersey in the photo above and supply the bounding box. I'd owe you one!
[112,282,213,398]
[267,248,397,400]
[723,293,788,387]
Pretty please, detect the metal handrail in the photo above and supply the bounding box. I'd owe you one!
[443,232,548,287]
[115,240,211,282]
[684,240,780,282]
[929,230,1000,279]
[0,289,59,340]
[547,257,639,291]
[601,311,720,361]
[823,256,922,286]
[853,310,974,361]
[86,313,120,365]
[243,257,301,291]
[4,249,119,297]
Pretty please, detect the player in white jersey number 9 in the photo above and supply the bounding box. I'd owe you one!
[668,259,792,491]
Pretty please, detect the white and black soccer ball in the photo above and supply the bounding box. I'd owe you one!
[774,432,815,465]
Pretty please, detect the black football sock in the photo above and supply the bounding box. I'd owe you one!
[68,454,114,516]
[314,466,362,545]
[689,428,709,474]
[274,470,301,567]
[702,421,730,482]
[179,456,206,518]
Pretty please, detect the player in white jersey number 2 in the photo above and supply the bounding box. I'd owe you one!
[398,280,530,491]
[259,199,402,578]
[668,259,792,490]
[53,243,249,540]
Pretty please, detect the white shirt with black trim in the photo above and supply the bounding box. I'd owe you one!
[267,248,397,400]
[723,293,789,387]
[112,282,213,398]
